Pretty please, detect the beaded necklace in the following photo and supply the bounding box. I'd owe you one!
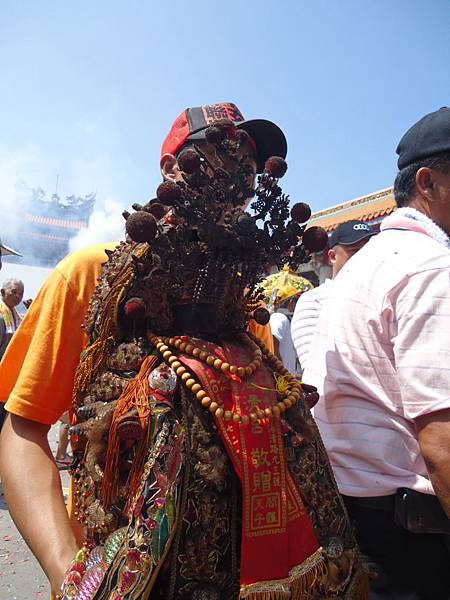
[147,330,302,424]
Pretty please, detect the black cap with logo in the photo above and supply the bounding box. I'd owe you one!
[329,220,376,249]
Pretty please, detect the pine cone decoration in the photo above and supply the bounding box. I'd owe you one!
[156,181,182,204]
[124,297,146,319]
[125,212,158,243]
[302,226,328,252]
[177,148,201,174]
[264,156,287,178]
[253,307,270,325]
[290,202,311,223]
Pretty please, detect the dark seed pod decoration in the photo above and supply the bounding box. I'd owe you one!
[236,213,256,234]
[177,148,201,174]
[235,129,250,144]
[264,156,288,179]
[148,202,167,220]
[125,211,158,244]
[205,125,226,145]
[290,202,311,223]
[302,226,329,253]
[156,181,182,205]
[253,307,270,326]
[214,118,236,138]
[124,297,146,319]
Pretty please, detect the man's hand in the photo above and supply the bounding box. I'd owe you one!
[415,408,450,518]
[0,414,78,592]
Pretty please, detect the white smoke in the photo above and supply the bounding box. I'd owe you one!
[0,122,152,265]
[69,196,125,252]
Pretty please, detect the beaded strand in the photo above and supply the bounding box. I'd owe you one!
[148,331,302,424]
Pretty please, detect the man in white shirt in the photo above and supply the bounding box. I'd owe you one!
[270,289,300,375]
[304,107,450,598]
[291,220,375,372]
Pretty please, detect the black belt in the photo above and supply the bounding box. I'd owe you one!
[342,494,396,512]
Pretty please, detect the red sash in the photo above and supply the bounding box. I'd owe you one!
[180,340,320,596]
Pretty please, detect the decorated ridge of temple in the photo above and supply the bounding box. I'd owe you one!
[297,186,396,283]
[5,189,95,267]
[308,186,395,232]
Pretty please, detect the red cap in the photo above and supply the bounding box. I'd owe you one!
[161,103,287,173]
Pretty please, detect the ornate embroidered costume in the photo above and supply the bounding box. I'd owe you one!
[61,111,368,599]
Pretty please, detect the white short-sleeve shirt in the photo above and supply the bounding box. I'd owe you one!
[304,228,450,497]
[291,279,332,372]
[270,311,297,375]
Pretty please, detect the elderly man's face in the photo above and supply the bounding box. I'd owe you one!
[1,282,24,308]
[429,169,450,236]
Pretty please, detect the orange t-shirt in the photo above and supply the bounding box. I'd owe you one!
[1,243,273,423]
[0,242,117,423]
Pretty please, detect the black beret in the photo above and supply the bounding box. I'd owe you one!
[396,107,450,170]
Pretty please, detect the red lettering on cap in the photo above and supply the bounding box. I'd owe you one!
[202,103,244,125]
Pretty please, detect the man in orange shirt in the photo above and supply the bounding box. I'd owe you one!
[0,104,278,595]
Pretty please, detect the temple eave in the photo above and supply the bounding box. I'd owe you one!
[308,186,396,232]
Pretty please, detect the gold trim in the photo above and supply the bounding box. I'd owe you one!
[239,547,325,599]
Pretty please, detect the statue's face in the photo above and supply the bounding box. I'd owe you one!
[164,137,258,213]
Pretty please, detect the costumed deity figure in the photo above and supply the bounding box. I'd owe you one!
[60,115,368,599]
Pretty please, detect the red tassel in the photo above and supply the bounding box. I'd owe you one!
[101,355,159,507]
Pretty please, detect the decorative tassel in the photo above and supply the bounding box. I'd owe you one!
[289,552,327,599]
[356,574,369,600]
[74,335,114,394]
[101,355,159,508]
[239,592,290,600]
[240,579,290,599]
[239,549,328,600]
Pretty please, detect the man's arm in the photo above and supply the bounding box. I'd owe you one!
[0,414,78,593]
[269,312,285,362]
[415,408,450,518]
[272,336,281,361]
[291,287,322,372]
[0,245,114,591]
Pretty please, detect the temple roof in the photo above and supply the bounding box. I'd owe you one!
[25,212,87,231]
[308,186,396,232]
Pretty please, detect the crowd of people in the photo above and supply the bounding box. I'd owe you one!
[0,103,448,600]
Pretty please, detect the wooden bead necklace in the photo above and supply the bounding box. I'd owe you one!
[147,331,302,424]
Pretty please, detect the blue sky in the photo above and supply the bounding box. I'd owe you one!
[1,0,449,223]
